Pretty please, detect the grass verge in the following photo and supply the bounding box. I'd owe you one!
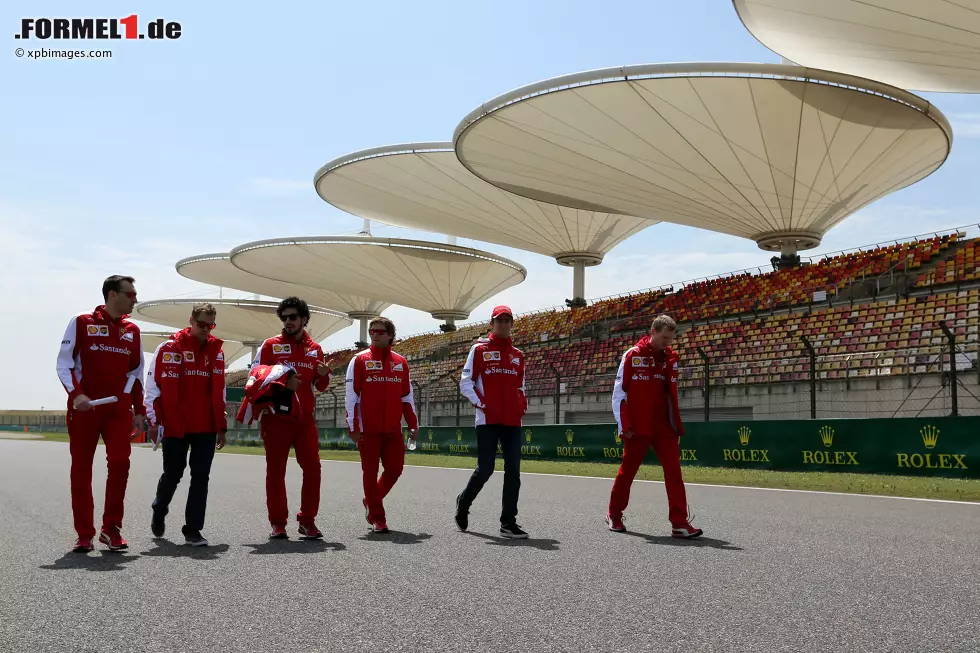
[26,432,980,503]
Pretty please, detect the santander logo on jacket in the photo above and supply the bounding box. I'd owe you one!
[56,305,146,414]
[144,328,226,438]
[345,345,418,434]
[612,336,684,438]
[250,331,330,422]
[460,333,527,427]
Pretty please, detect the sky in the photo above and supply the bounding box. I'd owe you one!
[3,0,980,410]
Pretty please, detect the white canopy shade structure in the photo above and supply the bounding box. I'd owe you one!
[229,236,527,329]
[139,330,251,365]
[313,142,657,304]
[454,63,952,258]
[176,253,391,346]
[134,299,352,346]
[733,0,980,94]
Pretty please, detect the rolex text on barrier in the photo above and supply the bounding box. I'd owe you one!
[354,418,978,479]
[227,417,978,478]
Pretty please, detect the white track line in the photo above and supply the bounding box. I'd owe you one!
[201,448,980,507]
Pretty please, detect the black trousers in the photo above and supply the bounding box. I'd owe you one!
[458,424,521,526]
[152,433,217,535]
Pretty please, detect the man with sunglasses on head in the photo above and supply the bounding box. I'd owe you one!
[249,297,331,540]
[144,303,227,547]
[455,305,529,539]
[56,275,147,553]
[345,317,418,534]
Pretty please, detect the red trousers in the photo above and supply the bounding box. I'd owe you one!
[356,432,405,523]
[67,404,133,538]
[608,424,689,527]
[261,416,321,528]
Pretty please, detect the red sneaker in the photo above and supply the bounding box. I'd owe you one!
[362,498,372,525]
[372,520,390,534]
[671,522,704,539]
[98,528,128,551]
[298,523,323,540]
[605,513,626,533]
[72,537,94,553]
[269,525,288,540]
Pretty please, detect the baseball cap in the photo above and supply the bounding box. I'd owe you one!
[491,305,513,319]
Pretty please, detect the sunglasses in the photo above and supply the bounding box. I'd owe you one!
[368,329,389,335]
[195,320,216,330]
[119,291,137,300]
[279,313,301,322]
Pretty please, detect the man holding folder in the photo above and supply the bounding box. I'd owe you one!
[56,275,147,553]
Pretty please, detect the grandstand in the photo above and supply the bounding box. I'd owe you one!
[223,227,980,425]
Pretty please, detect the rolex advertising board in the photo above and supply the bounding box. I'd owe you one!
[223,417,978,479]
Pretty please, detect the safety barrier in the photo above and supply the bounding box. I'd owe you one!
[224,417,980,479]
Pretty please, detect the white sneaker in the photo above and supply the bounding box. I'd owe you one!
[671,523,703,539]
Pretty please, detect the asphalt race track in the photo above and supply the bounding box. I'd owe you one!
[1,439,978,653]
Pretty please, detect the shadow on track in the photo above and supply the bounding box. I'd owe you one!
[243,539,346,554]
[464,531,561,551]
[624,531,742,551]
[357,530,433,545]
[40,550,140,572]
[139,539,231,560]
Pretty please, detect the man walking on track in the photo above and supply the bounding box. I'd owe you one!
[345,317,418,534]
[455,305,529,539]
[250,297,331,540]
[144,302,227,547]
[607,314,702,539]
[56,275,147,553]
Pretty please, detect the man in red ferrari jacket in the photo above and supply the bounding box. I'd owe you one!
[250,297,331,540]
[56,275,147,553]
[345,317,418,534]
[606,314,702,539]
[144,302,227,547]
[455,305,529,539]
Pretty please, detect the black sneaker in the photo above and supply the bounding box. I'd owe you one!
[151,509,165,538]
[184,531,209,547]
[454,494,468,532]
[499,523,528,539]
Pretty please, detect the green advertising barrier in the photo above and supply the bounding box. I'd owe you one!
[661,417,979,479]
[224,417,980,479]
[225,429,263,447]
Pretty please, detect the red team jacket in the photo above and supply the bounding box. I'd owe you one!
[344,346,418,434]
[250,331,330,423]
[460,333,527,427]
[235,363,303,425]
[56,305,146,414]
[612,336,684,438]
[144,328,227,437]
